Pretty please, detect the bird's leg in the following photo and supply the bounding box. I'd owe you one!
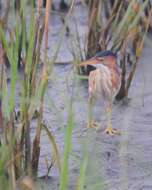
[87,97,98,128]
[104,103,120,135]
[87,96,93,127]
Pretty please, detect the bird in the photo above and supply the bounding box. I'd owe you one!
[79,50,121,135]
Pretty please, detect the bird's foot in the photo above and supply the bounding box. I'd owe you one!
[87,121,98,129]
[104,126,120,135]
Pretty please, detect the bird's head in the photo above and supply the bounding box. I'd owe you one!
[79,50,117,69]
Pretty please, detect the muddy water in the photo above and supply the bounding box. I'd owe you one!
[35,3,152,190]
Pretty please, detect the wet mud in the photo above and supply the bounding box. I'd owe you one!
[36,2,152,189]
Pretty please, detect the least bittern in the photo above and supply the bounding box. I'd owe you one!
[80,51,121,135]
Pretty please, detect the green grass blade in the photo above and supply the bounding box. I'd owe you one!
[76,152,88,190]
[59,104,74,190]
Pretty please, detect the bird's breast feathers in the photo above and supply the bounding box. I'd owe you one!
[88,65,121,98]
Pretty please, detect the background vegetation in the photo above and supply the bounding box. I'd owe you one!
[0,0,152,189]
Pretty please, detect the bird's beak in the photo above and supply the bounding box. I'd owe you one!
[79,57,104,67]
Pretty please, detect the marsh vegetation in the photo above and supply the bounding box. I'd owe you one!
[0,0,152,189]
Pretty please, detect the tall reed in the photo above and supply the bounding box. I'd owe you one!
[0,0,61,188]
[85,0,151,100]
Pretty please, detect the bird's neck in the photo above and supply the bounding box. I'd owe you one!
[103,60,116,69]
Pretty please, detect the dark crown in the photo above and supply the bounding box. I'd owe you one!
[95,50,117,58]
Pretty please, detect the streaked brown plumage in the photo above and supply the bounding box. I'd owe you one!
[79,51,121,135]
